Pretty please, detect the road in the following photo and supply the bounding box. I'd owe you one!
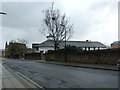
[2,58,118,88]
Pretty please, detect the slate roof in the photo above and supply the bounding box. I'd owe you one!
[32,40,54,47]
[32,40,106,48]
[62,41,106,48]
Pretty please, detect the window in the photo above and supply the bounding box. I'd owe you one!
[36,47,39,51]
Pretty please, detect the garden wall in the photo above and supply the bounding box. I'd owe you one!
[45,49,120,65]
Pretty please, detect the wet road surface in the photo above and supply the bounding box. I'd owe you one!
[2,58,118,88]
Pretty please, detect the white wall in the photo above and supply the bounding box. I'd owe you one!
[34,47,54,53]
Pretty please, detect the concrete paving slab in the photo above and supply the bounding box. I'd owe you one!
[9,78,25,88]
[2,65,31,88]
[2,78,15,88]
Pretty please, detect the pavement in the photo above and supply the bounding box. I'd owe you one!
[1,62,45,89]
[36,60,119,71]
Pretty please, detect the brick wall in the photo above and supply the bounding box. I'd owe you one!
[111,44,120,48]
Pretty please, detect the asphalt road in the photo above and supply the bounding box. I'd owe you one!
[2,58,118,88]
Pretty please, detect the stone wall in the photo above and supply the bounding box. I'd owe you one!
[25,53,41,60]
[45,49,120,65]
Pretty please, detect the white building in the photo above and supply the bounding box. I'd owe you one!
[32,40,106,53]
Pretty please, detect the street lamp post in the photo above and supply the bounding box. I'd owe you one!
[60,24,67,62]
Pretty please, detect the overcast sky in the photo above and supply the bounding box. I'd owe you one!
[0,0,118,49]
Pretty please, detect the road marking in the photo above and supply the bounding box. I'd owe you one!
[16,71,46,90]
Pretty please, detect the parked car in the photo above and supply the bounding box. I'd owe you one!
[117,59,120,70]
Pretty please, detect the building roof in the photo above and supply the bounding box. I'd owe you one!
[63,41,106,48]
[111,41,120,45]
[32,40,106,48]
[32,40,54,47]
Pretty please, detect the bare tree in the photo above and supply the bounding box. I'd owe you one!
[9,39,28,45]
[42,2,73,50]
[17,39,28,45]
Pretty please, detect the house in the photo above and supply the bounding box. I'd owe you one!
[32,40,106,53]
[32,40,55,53]
[26,48,34,54]
[111,41,120,48]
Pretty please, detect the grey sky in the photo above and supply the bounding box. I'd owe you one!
[0,0,118,49]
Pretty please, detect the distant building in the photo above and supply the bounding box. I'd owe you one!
[111,41,120,48]
[32,40,106,53]
[0,49,5,57]
[0,50,2,57]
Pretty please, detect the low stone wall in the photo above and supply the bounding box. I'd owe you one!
[45,49,120,65]
[25,51,45,60]
[25,53,41,60]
